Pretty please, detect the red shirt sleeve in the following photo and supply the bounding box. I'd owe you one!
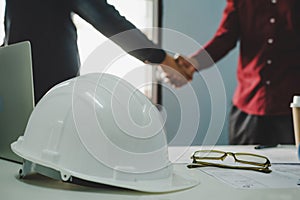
[192,0,239,69]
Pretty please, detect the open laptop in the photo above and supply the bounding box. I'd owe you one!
[0,41,35,163]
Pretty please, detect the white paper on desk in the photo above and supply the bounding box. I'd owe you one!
[199,165,300,189]
[168,146,300,189]
[253,146,299,164]
[168,145,300,164]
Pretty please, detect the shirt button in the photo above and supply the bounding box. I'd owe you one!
[266,80,271,85]
[267,38,274,44]
[271,0,277,4]
[270,18,276,24]
[267,60,272,65]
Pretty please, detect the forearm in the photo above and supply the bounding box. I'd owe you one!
[191,35,238,70]
[72,0,166,63]
[191,0,239,70]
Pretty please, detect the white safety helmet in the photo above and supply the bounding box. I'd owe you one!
[11,73,200,193]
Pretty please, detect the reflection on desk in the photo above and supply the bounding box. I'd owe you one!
[1,146,300,200]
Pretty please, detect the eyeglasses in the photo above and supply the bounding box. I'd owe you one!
[187,150,272,173]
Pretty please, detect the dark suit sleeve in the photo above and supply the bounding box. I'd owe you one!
[191,0,239,69]
[71,0,166,63]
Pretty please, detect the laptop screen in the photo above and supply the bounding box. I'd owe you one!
[0,41,34,163]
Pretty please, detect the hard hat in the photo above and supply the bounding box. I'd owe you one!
[11,73,200,193]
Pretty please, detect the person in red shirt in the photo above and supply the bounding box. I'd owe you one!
[179,0,300,145]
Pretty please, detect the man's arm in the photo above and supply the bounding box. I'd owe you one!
[72,0,166,64]
[191,0,240,70]
[72,0,193,83]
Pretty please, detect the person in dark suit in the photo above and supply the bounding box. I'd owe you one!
[4,0,194,103]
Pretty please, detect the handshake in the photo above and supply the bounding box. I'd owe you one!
[158,53,199,88]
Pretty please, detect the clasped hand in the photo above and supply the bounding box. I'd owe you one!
[159,54,198,88]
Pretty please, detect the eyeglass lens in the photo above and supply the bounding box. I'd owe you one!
[234,154,267,164]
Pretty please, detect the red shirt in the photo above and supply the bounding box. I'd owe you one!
[192,0,300,115]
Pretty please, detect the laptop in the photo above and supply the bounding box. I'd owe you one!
[0,41,35,163]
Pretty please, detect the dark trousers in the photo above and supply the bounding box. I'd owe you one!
[229,106,295,145]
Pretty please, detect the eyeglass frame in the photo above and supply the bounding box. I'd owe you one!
[188,150,272,173]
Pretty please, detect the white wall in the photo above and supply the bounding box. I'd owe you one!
[162,0,239,145]
[0,0,5,44]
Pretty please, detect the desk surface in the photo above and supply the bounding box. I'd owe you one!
[1,146,300,200]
